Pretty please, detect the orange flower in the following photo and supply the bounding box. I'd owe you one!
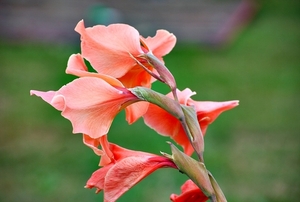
[170,180,208,202]
[30,76,145,139]
[74,20,176,89]
[83,135,177,202]
[143,88,239,156]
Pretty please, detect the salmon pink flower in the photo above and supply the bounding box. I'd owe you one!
[83,135,177,202]
[74,20,176,89]
[170,180,208,202]
[65,53,149,124]
[143,88,239,156]
[30,76,146,139]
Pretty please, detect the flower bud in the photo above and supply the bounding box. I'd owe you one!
[162,142,215,199]
[181,105,205,162]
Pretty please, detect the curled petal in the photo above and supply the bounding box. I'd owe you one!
[177,88,196,105]
[83,135,103,155]
[30,90,56,107]
[144,30,177,58]
[66,53,89,77]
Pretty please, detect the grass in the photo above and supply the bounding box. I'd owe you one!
[0,1,299,201]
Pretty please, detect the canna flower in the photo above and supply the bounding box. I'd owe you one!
[83,135,177,202]
[74,20,176,89]
[30,76,147,139]
[143,88,239,156]
[170,180,208,202]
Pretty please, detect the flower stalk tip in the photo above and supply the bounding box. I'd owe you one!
[138,51,179,101]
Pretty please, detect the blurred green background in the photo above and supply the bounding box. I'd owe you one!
[0,1,299,202]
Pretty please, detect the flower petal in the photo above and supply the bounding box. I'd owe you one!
[66,54,124,87]
[85,141,176,202]
[190,100,239,134]
[32,77,139,138]
[143,103,194,156]
[75,20,142,78]
[144,30,177,58]
[118,64,154,88]
[83,134,104,156]
[125,101,149,124]
[104,156,175,201]
[30,90,56,107]
[177,88,196,105]
[85,164,113,194]
[170,180,208,202]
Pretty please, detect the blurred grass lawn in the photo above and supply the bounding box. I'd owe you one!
[0,1,299,202]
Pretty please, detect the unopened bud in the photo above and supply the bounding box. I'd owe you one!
[181,105,205,162]
[162,142,215,198]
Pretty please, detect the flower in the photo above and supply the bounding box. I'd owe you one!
[74,20,176,89]
[83,135,177,202]
[170,180,208,202]
[143,88,239,156]
[65,53,149,124]
[30,76,146,139]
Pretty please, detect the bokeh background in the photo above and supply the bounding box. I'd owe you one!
[0,0,299,201]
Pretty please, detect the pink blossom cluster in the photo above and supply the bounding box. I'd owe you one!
[31,20,238,202]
